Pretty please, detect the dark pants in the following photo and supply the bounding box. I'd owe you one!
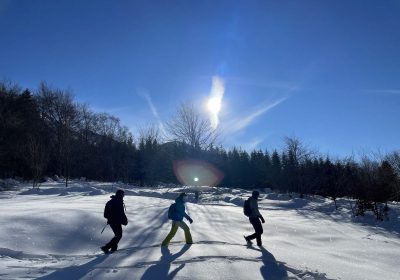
[104,223,122,251]
[247,217,263,245]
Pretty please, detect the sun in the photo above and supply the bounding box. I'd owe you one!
[207,97,221,115]
[206,76,225,129]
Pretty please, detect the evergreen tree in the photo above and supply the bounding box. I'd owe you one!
[270,150,282,191]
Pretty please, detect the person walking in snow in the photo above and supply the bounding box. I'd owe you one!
[244,190,265,246]
[101,189,128,254]
[161,193,193,246]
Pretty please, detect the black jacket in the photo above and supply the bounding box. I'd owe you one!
[104,196,128,225]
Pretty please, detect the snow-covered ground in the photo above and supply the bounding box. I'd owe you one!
[0,180,399,280]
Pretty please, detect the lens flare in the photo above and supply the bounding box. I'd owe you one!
[173,160,224,187]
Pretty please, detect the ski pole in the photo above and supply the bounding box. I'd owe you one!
[101,223,108,234]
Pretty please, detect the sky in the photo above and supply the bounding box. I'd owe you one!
[1,0,399,158]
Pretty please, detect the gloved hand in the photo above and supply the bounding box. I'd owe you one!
[188,217,193,224]
[122,216,128,226]
[260,216,265,223]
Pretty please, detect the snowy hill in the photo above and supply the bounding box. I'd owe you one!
[0,181,399,280]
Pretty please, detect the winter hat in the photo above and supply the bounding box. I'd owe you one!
[252,190,260,198]
[178,192,187,198]
[116,189,125,197]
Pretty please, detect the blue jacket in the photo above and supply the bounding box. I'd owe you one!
[171,196,191,222]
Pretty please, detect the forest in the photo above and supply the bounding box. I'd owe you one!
[1,81,399,218]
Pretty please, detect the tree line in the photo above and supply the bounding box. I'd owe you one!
[1,81,399,218]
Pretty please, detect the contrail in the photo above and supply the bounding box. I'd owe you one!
[230,97,287,133]
[137,89,166,135]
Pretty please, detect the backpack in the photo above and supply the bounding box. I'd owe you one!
[104,200,112,220]
[168,203,176,220]
[243,198,252,217]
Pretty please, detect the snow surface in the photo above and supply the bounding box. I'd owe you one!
[0,180,399,280]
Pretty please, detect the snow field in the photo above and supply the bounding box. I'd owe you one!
[0,181,399,279]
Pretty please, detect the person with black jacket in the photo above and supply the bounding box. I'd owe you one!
[244,190,265,246]
[101,189,128,254]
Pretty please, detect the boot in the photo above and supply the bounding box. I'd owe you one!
[101,246,109,254]
[244,235,252,245]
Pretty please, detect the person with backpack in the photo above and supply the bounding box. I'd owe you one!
[244,190,265,246]
[101,189,128,254]
[161,192,193,247]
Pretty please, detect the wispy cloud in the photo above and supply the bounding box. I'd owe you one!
[137,89,166,135]
[224,97,287,134]
[207,76,225,129]
[363,89,400,95]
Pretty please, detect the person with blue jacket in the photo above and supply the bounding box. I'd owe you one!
[161,193,193,246]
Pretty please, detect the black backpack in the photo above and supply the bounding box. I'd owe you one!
[243,198,252,217]
[168,203,176,220]
[104,200,112,220]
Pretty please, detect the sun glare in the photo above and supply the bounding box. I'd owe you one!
[207,97,221,114]
[207,76,225,129]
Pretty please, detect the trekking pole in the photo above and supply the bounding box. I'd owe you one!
[101,223,108,234]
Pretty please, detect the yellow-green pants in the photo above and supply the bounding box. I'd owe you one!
[161,221,193,246]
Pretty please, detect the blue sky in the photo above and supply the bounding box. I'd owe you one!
[1,0,399,158]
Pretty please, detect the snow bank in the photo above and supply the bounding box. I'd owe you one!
[0,178,20,190]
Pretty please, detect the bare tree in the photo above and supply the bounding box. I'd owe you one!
[283,136,313,196]
[36,82,79,187]
[283,136,312,164]
[138,123,163,145]
[385,151,400,176]
[25,134,48,188]
[75,104,96,144]
[95,113,121,139]
[166,103,219,150]
[385,151,400,201]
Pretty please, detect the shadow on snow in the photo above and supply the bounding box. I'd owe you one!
[247,245,333,280]
[140,244,191,280]
[31,241,334,280]
[36,255,108,280]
